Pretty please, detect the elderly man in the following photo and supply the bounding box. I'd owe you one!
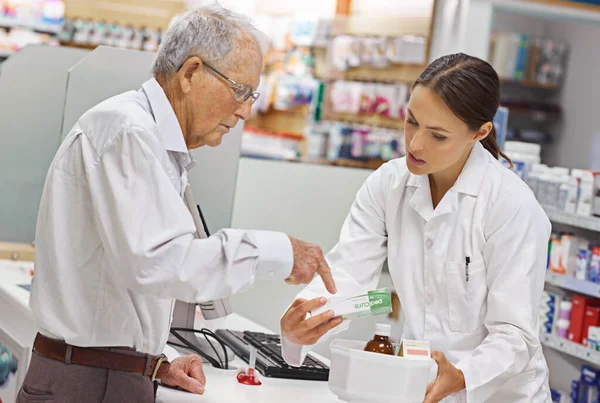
[17,5,336,403]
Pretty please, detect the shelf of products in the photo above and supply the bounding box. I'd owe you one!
[324,112,404,130]
[540,332,600,366]
[500,79,561,90]
[544,207,600,232]
[546,272,600,299]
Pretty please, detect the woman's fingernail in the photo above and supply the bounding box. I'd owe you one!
[320,297,327,304]
[195,381,204,394]
[327,310,334,318]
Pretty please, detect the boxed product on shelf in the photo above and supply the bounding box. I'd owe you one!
[551,387,569,403]
[570,295,589,344]
[329,80,409,120]
[583,307,600,347]
[330,34,427,71]
[572,365,600,403]
[489,32,568,85]
[588,326,600,351]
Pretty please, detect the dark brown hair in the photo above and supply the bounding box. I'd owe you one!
[413,53,512,166]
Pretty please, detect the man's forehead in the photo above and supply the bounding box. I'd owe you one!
[222,48,262,87]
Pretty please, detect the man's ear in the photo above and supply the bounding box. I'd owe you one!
[176,56,203,95]
[474,122,494,142]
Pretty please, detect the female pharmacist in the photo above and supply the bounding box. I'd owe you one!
[280,53,551,403]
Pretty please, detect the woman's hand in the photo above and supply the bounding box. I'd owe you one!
[280,297,343,345]
[423,351,466,403]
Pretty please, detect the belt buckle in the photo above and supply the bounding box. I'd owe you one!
[151,354,168,382]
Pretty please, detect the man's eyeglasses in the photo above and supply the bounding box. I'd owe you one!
[203,62,260,104]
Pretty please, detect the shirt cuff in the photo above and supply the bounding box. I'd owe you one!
[450,389,467,403]
[455,360,472,403]
[251,230,293,281]
[281,334,310,367]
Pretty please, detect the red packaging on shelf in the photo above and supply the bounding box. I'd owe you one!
[568,295,587,344]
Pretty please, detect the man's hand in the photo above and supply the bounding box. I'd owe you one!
[160,355,206,395]
[423,351,466,403]
[286,236,337,294]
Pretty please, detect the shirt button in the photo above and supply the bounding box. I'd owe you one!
[269,271,275,277]
[426,294,433,305]
[425,238,433,249]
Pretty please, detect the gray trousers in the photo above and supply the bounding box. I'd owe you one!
[16,351,157,403]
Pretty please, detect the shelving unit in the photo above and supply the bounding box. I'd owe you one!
[0,18,61,35]
[540,332,600,366]
[544,207,600,232]
[546,272,600,298]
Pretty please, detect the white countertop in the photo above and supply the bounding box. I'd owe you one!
[156,313,339,403]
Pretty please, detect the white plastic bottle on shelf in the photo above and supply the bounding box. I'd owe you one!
[505,141,541,182]
[552,168,570,211]
[546,167,568,209]
[536,166,551,206]
[558,175,570,211]
[527,163,546,197]
[577,170,595,216]
[566,169,583,215]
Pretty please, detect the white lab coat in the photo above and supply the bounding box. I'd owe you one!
[282,142,552,403]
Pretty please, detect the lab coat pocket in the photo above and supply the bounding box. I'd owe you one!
[446,260,488,333]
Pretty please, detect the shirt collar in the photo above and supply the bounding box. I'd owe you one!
[142,78,188,154]
[405,141,490,197]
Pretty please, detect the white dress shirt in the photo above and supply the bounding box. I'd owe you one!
[282,142,552,403]
[32,78,293,355]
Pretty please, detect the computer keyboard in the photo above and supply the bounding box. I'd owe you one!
[214,329,329,381]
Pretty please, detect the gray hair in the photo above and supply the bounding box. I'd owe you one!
[152,4,267,77]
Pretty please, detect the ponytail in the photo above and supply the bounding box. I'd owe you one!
[481,126,512,167]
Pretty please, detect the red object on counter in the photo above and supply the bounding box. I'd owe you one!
[237,368,262,386]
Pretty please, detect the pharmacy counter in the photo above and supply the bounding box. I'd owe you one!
[0,261,340,403]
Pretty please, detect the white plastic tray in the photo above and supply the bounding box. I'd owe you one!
[329,339,433,403]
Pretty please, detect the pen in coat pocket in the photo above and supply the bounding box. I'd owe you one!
[465,256,470,282]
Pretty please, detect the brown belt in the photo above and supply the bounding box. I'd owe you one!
[33,333,171,381]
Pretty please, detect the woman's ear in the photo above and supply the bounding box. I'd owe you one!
[473,122,493,142]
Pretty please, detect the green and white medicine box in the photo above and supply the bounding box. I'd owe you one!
[310,288,393,320]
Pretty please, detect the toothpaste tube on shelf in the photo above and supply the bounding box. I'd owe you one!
[397,339,431,359]
[310,288,392,320]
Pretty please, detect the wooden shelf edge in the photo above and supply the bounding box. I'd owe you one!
[322,111,405,130]
[500,79,561,90]
[524,0,600,14]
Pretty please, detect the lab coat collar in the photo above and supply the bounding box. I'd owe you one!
[406,141,489,220]
[142,78,188,154]
[454,141,489,197]
[407,175,458,221]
